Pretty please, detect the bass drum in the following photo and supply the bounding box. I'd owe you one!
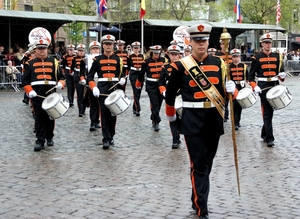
[266,85,292,110]
[236,87,258,109]
[104,89,131,115]
[42,93,69,119]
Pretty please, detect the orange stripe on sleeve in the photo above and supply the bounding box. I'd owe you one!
[24,85,33,94]
[89,81,97,89]
[166,104,176,116]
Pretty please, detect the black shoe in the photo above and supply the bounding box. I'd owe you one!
[79,114,83,117]
[95,124,101,129]
[263,137,267,142]
[267,141,274,147]
[172,142,179,149]
[154,123,160,132]
[22,99,29,105]
[237,123,241,127]
[34,143,45,152]
[235,125,239,130]
[224,118,228,122]
[90,125,96,131]
[109,139,114,145]
[103,142,110,149]
[70,103,74,107]
[136,112,140,117]
[47,139,54,147]
[133,110,137,115]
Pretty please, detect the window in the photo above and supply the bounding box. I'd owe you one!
[129,1,139,12]
[151,0,167,11]
[41,7,49,12]
[24,5,33,11]
[4,0,12,10]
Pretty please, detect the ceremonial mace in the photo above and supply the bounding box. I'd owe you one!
[220,28,241,196]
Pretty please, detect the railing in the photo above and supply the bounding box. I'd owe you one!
[0,65,22,92]
[285,60,300,76]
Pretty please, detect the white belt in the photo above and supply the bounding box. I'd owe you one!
[235,80,245,84]
[31,81,56,86]
[146,78,159,82]
[123,65,128,68]
[182,101,215,108]
[98,78,119,82]
[130,67,142,71]
[257,77,278,82]
[74,68,80,71]
[65,67,71,70]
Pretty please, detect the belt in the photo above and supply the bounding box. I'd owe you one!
[182,101,215,108]
[98,78,119,82]
[65,67,71,70]
[31,81,56,86]
[74,68,80,71]
[123,65,128,68]
[257,77,278,82]
[131,67,141,71]
[146,78,159,82]
[235,80,245,84]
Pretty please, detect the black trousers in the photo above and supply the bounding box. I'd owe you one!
[185,134,220,217]
[74,81,85,115]
[233,99,242,125]
[32,96,55,145]
[99,96,116,143]
[259,91,274,142]
[130,80,143,113]
[169,115,180,143]
[147,87,163,124]
[65,72,75,104]
[87,89,100,126]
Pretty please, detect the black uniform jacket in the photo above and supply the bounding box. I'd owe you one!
[165,54,227,136]
[86,53,123,94]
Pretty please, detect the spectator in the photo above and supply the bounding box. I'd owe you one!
[6,60,20,81]
[293,52,299,61]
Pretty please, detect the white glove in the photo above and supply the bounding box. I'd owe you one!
[92,87,100,97]
[226,80,236,94]
[278,72,286,79]
[136,86,141,89]
[55,82,63,90]
[162,91,166,97]
[28,90,37,98]
[118,77,126,85]
[254,86,262,94]
[80,79,86,85]
[166,114,176,122]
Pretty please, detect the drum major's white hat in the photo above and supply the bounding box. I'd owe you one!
[34,39,49,48]
[187,23,212,41]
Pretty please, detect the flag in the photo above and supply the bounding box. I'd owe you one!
[234,0,242,23]
[140,0,146,19]
[96,0,107,16]
[276,0,281,25]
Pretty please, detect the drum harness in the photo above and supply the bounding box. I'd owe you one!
[180,55,226,118]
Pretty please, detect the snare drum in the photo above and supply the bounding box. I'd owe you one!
[266,85,292,110]
[236,87,258,109]
[174,95,183,116]
[42,92,69,119]
[104,89,131,115]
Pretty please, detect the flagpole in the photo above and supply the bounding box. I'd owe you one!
[141,18,144,55]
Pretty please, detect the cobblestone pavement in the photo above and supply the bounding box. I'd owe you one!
[0,77,300,219]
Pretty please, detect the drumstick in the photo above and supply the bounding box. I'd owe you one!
[261,86,273,91]
[108,76,128,91]
[45,86,56,94]
[37,95,46,98]
[100,94,109,96]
